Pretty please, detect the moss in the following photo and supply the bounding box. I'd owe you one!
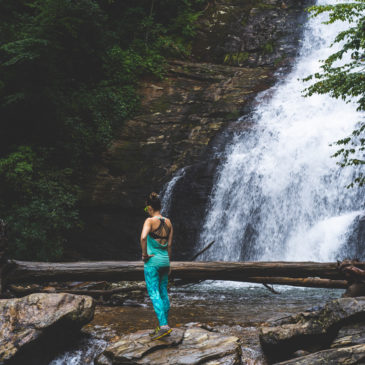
[262,40,275,54]
[256,2,277,10]
[225,109,240,120]
[240,15,249,27]
[223,52,249,66]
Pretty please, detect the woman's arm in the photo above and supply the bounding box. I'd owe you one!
[140,219,154,262]
[167,224,173,274]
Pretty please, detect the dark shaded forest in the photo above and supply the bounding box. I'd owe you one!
[0,0,206,260]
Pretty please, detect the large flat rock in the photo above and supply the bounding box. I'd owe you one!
[0,293,94,363]
[96,325,241,364]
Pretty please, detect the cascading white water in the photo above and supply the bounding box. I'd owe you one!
[160,168,186,216]
[197,0,364,262]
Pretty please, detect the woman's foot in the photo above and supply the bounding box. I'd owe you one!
[149,326,160,337]
[150,325,172,340]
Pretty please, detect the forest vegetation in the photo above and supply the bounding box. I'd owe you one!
[0,0,363,262]
[0,0,206,260]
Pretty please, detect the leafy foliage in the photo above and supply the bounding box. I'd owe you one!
[302,0,365,188]
[0,0,206,260]
[0,146,80,260]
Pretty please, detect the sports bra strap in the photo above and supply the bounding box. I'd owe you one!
[150,217,170,240]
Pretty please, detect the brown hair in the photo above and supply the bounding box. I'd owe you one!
[146,192,161,211]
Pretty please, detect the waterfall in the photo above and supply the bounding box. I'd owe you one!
[160,168,186,216]
[197,0,364,262]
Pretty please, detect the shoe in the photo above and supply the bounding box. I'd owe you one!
[150,327,172,340]
[149,326,160,337]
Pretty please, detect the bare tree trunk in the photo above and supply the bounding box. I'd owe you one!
[8,283,144,297]
[5,260,353,286]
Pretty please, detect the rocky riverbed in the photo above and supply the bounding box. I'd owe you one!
[6,281,365,364]
[46,281,344,364]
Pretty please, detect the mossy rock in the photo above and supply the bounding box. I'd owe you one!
[262,40,275,54]
[256,2,277,10]
[223,52,249,66]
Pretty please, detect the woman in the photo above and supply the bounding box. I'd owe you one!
[140,192,173,340]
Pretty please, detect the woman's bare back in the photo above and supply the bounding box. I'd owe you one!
[149,216,172,244]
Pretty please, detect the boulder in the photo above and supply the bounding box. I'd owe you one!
[338,214,365,261]
[274,344,365,364]
[95,324,241,365]
[330,321,365,349]
[96,328,185,365]
[343,282,365,298]
[0,293,94,363]
[259,297,365,362]
[215,323,267,364]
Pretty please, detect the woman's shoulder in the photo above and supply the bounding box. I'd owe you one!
[163,217,172,227]
[145,216,172,225]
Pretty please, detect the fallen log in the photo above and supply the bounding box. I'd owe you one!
[5,260,356,285]
[171,276,347,290]
[8,284,144,297]
[245,276,347,289]
[7,276,347,299]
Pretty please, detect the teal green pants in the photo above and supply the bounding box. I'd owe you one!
[144,265,170,326]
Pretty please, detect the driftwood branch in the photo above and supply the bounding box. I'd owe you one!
[191,241,215,261]
[263,283,280,294]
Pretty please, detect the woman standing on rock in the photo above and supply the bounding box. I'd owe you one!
[140,192,173,340]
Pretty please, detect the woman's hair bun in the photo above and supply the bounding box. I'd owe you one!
[149,192,159,200]
[146,192,161,211]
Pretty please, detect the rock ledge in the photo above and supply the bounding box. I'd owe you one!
[96,323,241,365]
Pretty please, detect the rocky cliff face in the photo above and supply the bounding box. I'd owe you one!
[73,0,314,260]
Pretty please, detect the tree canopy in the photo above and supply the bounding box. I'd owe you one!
[302,0,365,188]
